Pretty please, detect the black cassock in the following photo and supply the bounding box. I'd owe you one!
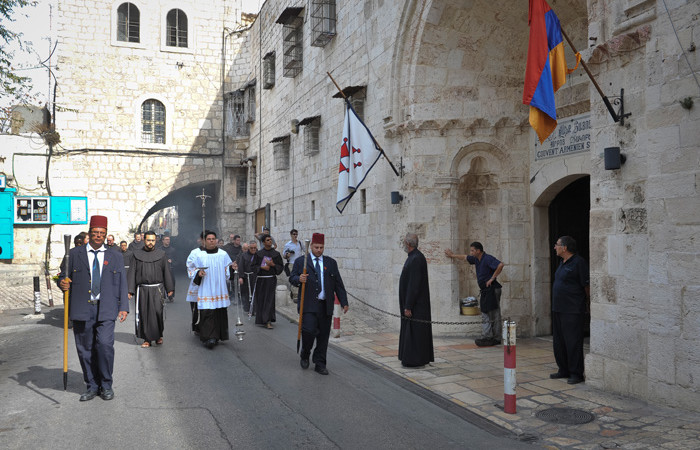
[398,248,434,367]
[128,247,174,342]
[251,248,284,325]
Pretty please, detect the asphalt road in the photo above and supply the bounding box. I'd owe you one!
[0,278,532,449]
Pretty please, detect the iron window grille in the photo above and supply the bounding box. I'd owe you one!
[117,3,140,43]
[300,116,321,156]
[332,86,367,121]
[166,9,188,47]
[141,99,166,144]
[263,52,275,89]
[282,17,303,78]
[246,82,256,123]
[225,90,249,138]
[311,0,336,47]
[248,162,257,197]
[271,136,290,170]
[237,176,247,199]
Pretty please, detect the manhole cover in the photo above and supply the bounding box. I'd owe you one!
[535,407,595,425]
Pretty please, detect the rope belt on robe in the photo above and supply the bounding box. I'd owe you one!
[249,275,275,315]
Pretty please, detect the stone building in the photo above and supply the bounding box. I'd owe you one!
[1,0,698,411]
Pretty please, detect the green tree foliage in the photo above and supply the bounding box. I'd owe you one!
[1,0,38,132]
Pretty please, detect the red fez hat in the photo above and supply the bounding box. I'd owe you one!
[311,233,324,245]
[89,215,108,229]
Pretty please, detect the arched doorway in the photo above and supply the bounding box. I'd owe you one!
[140,181,220,263]
[548,176,590,335]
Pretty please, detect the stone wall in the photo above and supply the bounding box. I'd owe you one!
[583,0,700,410]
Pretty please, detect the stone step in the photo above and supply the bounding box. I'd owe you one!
[0,264,47,288]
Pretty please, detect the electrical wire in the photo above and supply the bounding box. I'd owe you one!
[662,0,700,94]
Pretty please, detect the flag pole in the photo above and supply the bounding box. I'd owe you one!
[557,28,620,123]
[327,71,401,177]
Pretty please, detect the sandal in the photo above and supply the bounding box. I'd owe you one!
[141,341,150,348]
[156,338,163,345]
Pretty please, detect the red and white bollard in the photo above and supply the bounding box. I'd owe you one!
[503,319,517,414]
[331,294,341,338]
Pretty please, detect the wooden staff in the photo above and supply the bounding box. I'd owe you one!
[62,234,71,390]
[296,239,311,354]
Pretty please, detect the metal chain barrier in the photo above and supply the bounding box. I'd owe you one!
[346,291,482,326]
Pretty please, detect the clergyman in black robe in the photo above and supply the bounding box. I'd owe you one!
[128,231,174,347]
[237,241,258,313]
[161,235,177,302]
[251,235,284,328]
[398,233,434,368]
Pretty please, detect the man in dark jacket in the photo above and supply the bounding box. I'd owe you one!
[290,233,348,375]
[398,233,434,368]
[59,215,129,402]
[550,236,589,385]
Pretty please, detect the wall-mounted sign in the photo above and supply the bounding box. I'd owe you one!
[533,113,591,161]
[15,196,50,224]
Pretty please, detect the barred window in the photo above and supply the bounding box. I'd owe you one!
[246,84,256,123]
[300,116,320,156]
[117,3,140,43]
[141,100,165,144]
[282,18,303,77]
[237,176,247,199]
[349,91,366,122]
[311,0,336,47]
[225,91,248,138]
[263,52,275,89]
[271,136,290,171]
[332,86,367,121]
[166,9,188,47]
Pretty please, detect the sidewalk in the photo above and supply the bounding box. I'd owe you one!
[276,300,700,449]
[3,283,700,448]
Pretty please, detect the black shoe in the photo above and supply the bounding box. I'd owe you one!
[550,372,569,379]
[314,365,329,375]
[100,388,115,400]
[300,357,309,369]
[205,339,216,349]
[475,338,498,347]
[79,390,98,402]
[567,376,585,385]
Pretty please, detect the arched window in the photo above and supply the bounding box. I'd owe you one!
[117,3,140,43]
[141,100,165,144]
[166,9,188,47]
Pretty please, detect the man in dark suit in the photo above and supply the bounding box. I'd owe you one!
[290,233,348,375]
[60,215,129,401]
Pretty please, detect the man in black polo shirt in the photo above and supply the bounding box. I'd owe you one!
[550,236,589,385]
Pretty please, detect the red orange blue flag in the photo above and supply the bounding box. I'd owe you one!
[523,0,580,143]
[336,100,383,214]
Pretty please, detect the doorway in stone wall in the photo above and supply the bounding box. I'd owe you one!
[548,175,590,335]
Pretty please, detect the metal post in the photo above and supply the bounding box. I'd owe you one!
[33,276,41,314]
[503,319,516,414]
[331,294,341,338]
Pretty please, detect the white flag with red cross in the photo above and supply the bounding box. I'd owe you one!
[336,101,383,214]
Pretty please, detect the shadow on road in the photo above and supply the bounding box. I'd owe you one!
[36,309,66,329]
[9,366,85,403]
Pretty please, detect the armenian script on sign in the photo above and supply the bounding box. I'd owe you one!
[534,113,591,161]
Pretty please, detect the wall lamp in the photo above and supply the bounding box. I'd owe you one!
[604,147,626,170]
[390,191,403,204]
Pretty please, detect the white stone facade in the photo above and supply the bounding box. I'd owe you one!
[2,0,699,411]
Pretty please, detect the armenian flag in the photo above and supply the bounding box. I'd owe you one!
[523,0,579,143]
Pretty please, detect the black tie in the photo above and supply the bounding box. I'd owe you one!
[314,257,321,278]
[91,250,101,297]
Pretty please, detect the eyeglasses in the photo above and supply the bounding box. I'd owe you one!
[554,243,562,247]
